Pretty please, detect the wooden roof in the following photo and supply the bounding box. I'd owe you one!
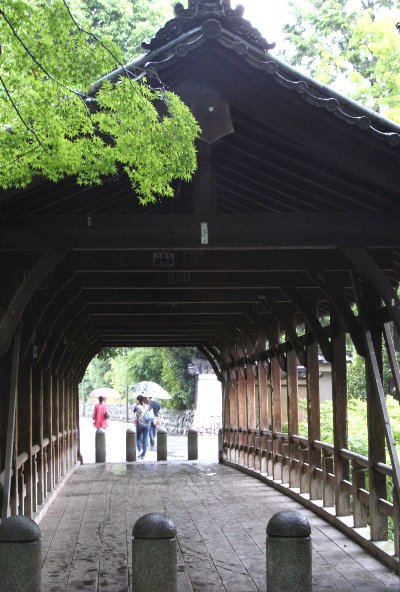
[1,0,400,378]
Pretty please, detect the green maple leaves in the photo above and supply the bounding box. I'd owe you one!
[0,0,199,203]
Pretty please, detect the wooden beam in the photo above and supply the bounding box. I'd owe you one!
[283,287,333,362]
[0,250,67,357]
[383,323,400,401]
[365,327,400,510]
[308,271,365,357]
[343,248,400,331]
[2,212,400,250]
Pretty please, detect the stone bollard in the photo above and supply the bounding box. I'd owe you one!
[126,427,137,462]
[95,428,106,463]
[0,515,41,592]
[266,510,312,592]
[132,513,177,592]
[157,427,167,461]
[187,427,198,460]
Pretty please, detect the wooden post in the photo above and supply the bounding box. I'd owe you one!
[60,377,65,477]
[246,364,256,431]
[1,324,21,520]
[270,322,282,481]
[353,464,368,528]
[53,374,60,484]
[222,376,230,429]
[229,375,238,431]
[32,362,44,507]
[237,369,247,430]
[331,318,351,516]
[287,315,299,488]
[43,367,53,494]
[306,338,322,500]
[258,362,269,431]
[363,289,388,541]
[17,360,33,518]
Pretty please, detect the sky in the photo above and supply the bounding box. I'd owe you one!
[235,0,290,48]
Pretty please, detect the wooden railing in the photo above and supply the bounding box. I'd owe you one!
[223,427,399,571]
[0,429,78,520]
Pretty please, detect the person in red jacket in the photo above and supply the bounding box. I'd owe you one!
[92,396,109,429]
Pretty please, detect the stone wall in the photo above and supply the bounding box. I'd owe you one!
[81,402,195,435]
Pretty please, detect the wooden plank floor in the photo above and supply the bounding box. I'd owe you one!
[39,460,400,591]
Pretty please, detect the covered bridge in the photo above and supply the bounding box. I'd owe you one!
[1,0,400,573]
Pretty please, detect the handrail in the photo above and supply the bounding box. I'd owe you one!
[313,440,334,454]
[291,434,308,446]
[339,448,369,468]
[375,462,393,477]
[16,452,28,470]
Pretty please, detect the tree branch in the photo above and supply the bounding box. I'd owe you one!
[0,8,87,99]
[0,75,48,152]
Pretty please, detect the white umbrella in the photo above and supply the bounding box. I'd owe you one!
[89,387,121,399]
[130,381,171,400]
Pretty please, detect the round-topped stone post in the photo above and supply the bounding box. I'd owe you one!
[157,426,167,461]
[95,428,106,462]
[266,510,312,592]
[0,515,41,592]
[132,512,177,592]
[187,427,198,460]
[126,427,137,462]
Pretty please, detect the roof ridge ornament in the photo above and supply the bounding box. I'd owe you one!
[175,0,243,17]
[142,0,275,52]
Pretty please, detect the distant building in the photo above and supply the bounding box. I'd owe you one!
[188,358,222,433]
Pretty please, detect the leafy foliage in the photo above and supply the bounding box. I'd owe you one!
[0,0,199,202]
[347,351,367,400]
[69,0,175,58]
[83,347,199,409]
[281,0,400,121]
[299,396,400,458]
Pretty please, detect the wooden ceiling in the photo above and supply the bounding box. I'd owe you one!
[1,0,400,378]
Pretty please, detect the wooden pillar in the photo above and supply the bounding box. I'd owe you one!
[43,366,53,493]
[0,352,13,479]
[32,362,44,509]
[258,361,269,431]
[237,369,247,429]
[60,376,65,477]
[364,290,388,541]
[331,316,351,516]
[306,338,322,500]
[228,374,238,429]
[17,359,33,518]
[287,323,299,488]
[246,364,256,430]
[222,376,230,428]
[271,360,282,433]
[72,380,78,465]
[1,327,21,520]
[53,373,60,484]
[270,323,282,481]
[66,378,71,470]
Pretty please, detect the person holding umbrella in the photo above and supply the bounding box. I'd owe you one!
[92,396,109,429]
[148,397,161,450]
[133,395,154,459]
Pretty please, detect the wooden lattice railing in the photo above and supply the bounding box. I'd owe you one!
[0,428,78,521]
[223,427,400,571]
